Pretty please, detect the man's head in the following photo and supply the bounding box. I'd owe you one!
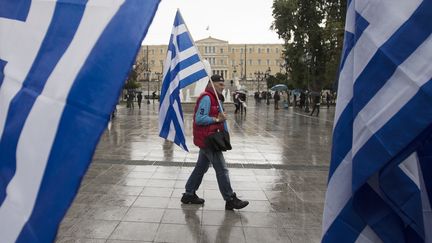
[208,74,225,94]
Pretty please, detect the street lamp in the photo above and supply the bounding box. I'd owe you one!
[155,71,162,102]
[254,71,263,93]
[265,67,271,105]
[146,70,151,104]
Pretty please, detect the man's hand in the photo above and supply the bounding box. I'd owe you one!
[217,112,227,122]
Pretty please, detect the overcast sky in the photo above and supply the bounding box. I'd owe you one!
[142,0,283,45]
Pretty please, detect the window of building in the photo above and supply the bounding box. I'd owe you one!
[258,48,261,53]
[212,47,216,53]
[267,48,270,53]
[249,48,252,53]
[240,48,243,53]
[151,60,155,65]
[276,48,279,53]
[160,60,163,66]
[231,48,235,53]
[249,59,252,65]
[205,46,208,53]
[220,48,224,53]
[267,59,270,65]
[160,48,163,54]
[258,59,261,65]
[240,59,243,65]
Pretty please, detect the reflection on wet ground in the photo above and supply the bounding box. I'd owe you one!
[57,102,334,243]
[94,102,334,168]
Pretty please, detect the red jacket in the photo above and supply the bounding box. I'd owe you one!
[193,88,225,148]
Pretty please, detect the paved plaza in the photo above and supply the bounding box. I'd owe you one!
[56,101,335,243]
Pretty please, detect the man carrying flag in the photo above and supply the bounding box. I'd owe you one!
[159,10,248,210]
[182,74,249,210]
[322,0,432,242]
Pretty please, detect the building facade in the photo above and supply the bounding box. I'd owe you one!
[134,37,284,92]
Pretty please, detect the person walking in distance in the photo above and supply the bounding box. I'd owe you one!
[273,91,281,110]
[137,92,143,109]
[181,74,249,210]
[310,94,321,116]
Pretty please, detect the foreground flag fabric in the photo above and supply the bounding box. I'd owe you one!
[322,0,432,242]
[0,0,159,242]
[159,10,208,151]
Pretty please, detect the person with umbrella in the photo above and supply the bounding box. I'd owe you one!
[270,84,288,110]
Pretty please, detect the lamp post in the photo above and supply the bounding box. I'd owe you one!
[265,67,271,105]
[305,55,312,113]
[254,71,262,93]
[147,70,151,104]
[155,71,162,103]
[232,65,237,87]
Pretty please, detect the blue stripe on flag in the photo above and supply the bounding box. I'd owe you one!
[353,0,432,114]
[329,100,353,178]
[0,0,31,21]
[352,79,432,190]
[159,72,172,104]
[380,167,424,237]
[173,11,184,27]
[0,59,6,87]
[322,199,367,243]
[12,1,160,242]
[180,69,208,89]
[418,139,432,204]
[176,32,193,52]
[176,54,201,70]
[354,183,407,243]
[158,94,188,151]
[354,12,369,41]
[339,31,354,71]
[0,0,87,206]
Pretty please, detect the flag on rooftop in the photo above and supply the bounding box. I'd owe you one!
[0,0,159,242]
[159,10,209,152]
[322,0,432,242]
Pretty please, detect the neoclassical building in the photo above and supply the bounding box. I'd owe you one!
[134,37,284,92]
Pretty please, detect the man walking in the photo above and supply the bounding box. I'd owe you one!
[310,94,321,116]
[181,74,249,210]
[137,92,143,109]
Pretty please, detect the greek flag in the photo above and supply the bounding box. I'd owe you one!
[0,0,159,242]
[159,10,208,152]
[322,0,432,242]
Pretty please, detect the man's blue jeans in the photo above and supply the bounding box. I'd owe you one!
[185,148,234,200]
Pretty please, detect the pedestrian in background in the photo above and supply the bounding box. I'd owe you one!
[310,94,321,116]
[274,91,281,110]
[137,92,143,109]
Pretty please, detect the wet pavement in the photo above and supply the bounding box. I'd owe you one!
[56,101,334,243]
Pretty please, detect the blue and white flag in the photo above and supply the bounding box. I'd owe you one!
[0,1,159,242]
[322,0,432,242]
[159,10,208,152]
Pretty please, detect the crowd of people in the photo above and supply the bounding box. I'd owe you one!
[246,89,337,116]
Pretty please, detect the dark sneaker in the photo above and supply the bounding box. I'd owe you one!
[225,193,249,210]
[181,193,205,204]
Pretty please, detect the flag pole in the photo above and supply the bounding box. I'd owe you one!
[177,10,224,113]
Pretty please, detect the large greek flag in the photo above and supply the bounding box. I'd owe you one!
[0,0,159,242]
[322,0,432,242]
[159,10,208,152]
